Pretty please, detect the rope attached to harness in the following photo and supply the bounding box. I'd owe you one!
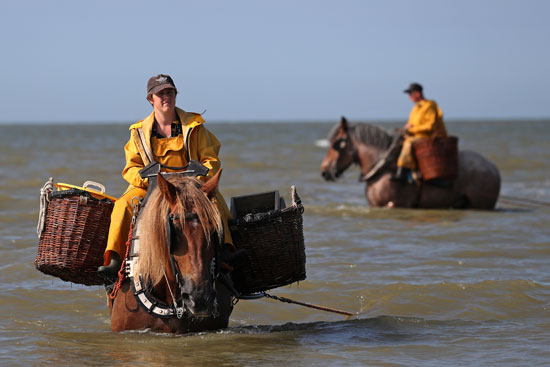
[499,195,550,208]
[234,291,360,318]
[263,292,360,318]
[109,222,134,300]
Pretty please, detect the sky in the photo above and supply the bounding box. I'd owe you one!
[1,0,549,124]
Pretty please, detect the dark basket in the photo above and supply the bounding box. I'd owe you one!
[414,136,459,181]
[35,189,114,286]
[230,187,306,294]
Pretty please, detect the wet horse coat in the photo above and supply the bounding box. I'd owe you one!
[321,118,500,209]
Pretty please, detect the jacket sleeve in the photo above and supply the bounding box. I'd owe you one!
[122,136,148,189]
[192,125,222,181]
[407,102,438,136]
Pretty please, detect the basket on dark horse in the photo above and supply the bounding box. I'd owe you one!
[413,136,459,181]
[35,181,115,286]
[229,186,306,294]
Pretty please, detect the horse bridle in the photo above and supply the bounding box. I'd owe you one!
[331,135,359,177]
[127,208,223,319]
[164,209,223,318]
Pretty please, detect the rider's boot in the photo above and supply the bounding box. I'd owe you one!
[391,167,410,183]
[97,252,122,283]
[219,245,249,273]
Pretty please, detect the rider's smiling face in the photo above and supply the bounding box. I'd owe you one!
[149,88,176,113]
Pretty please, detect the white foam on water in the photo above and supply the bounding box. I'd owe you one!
[314,139,329,148]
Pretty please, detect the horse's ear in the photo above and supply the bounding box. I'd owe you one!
[157,172,178,205]
[340,116,348,132]
[202,169,222,199]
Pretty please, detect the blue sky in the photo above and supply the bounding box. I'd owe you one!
[1,0,549,123]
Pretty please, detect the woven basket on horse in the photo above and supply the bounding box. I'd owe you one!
[35,182,115,286]
[229,186,306,294]
[413,136,459,181]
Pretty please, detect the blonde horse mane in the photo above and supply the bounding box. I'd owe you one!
[132,175,223,285]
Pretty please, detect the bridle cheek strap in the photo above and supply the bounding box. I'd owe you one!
[166,212,179,281]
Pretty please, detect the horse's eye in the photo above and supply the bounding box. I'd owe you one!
[332,138,347,151]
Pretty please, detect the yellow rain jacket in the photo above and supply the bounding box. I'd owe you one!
[104,107,233,264]
[397,99,447,170]
[406,99,447,138]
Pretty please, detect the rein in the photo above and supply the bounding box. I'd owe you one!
[359,134,402,183]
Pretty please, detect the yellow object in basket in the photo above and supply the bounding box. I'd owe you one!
[55,181,117,202]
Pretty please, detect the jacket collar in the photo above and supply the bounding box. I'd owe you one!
[135,107,205,143]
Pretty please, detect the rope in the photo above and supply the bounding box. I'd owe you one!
[499,195,550,208]
[37,177,54,238]
[110,222,134,300]
[263,292,360,318]
[161,263,185,319]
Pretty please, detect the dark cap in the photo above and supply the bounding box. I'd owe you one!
[147,74,177,96]
[403,82,423,94]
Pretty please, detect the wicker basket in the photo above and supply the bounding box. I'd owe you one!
[35,188,114,285]
[413,136,459,181]
[230,186,306,294]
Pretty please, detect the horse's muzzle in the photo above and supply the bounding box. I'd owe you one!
[321,169,340,181]
[181,286,217,317]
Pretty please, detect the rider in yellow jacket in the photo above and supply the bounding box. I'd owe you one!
[98,74,234,279]
[393,83,447,181]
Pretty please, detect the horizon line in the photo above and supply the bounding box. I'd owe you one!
[1,116,550,126]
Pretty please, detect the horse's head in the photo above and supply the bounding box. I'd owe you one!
[321,117,357,181]
[134,171,224,317]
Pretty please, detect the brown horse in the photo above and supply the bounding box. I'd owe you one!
[321,117,501,209]
[109,171,234,333]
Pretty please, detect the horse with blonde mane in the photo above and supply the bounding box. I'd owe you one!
[109,170,235,333]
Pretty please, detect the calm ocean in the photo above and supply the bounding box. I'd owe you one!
[1,120,549,366]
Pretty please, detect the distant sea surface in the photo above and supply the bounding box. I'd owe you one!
[1,120,549,367]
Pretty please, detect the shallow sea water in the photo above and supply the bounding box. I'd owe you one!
[0,120,549,366]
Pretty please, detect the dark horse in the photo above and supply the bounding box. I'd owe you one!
[321,117,500,209]
[109,170,234,333]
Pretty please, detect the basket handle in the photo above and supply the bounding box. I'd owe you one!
[291,185,302,207]
[83,181,106,194]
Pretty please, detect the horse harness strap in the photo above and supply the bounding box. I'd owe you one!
[126,250,189,319]
[131,274,184,318]
[137,125,194,167]
[361,157,388,183]
[123,205,186,319]
[136,127,154,166]
[360,134,402,183]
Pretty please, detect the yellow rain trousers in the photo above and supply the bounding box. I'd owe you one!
[397,99,448,170]
[104,108,233,265]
